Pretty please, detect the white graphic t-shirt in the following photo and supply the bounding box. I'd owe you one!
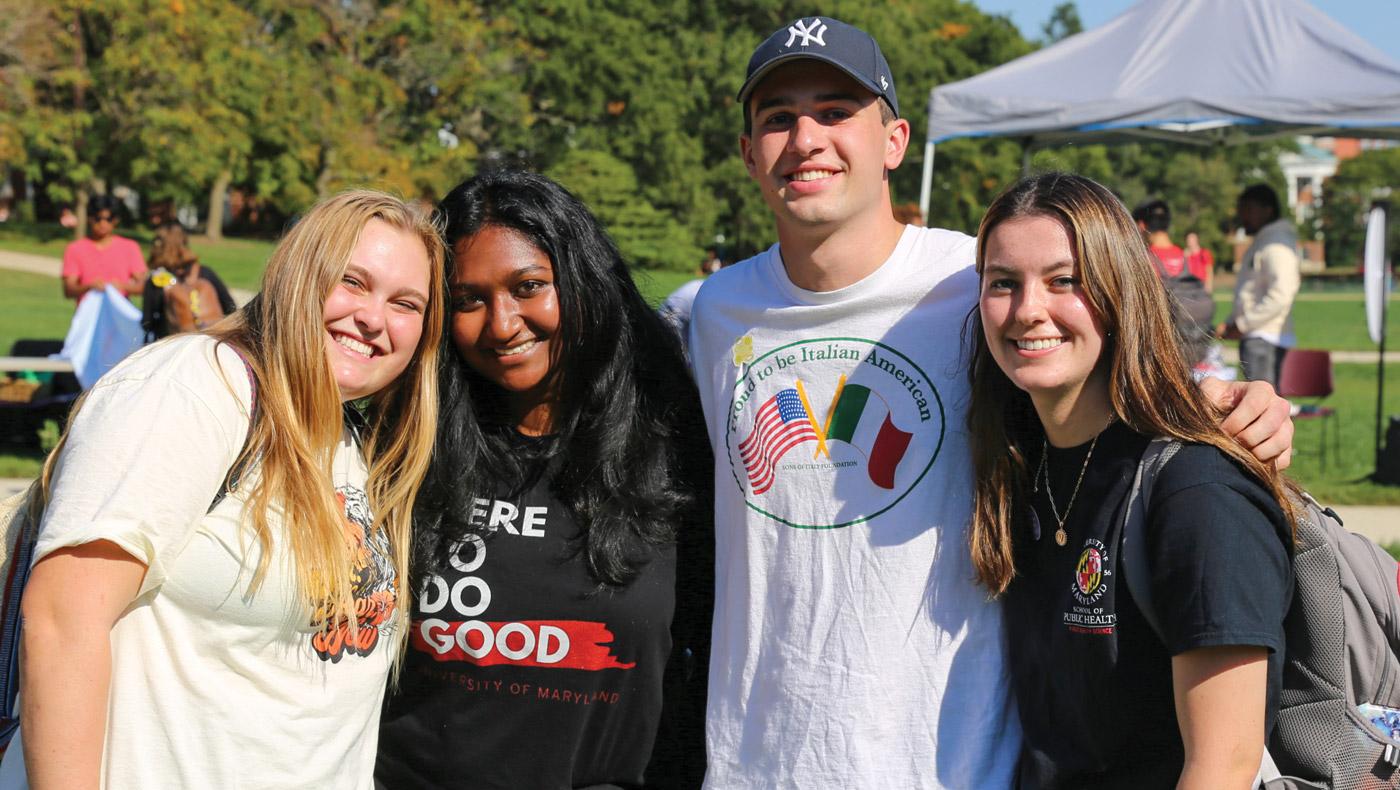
[33,335,399,789]
[689,225,1019,789]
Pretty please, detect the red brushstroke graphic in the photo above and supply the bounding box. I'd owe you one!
[411,619,635,670]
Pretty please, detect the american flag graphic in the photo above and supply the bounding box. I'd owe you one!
[738,388,817,495]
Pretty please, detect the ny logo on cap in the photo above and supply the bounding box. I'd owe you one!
[785,18,828,47]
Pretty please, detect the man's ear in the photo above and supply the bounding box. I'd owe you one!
[740,134,758,179]
[884,117,911,171]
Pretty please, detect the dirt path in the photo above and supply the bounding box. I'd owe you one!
[0,247,256,305]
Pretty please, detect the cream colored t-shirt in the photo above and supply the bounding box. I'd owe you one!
[32,335,400,789]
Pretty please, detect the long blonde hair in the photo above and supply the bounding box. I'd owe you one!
[966,173,1298,595]
[41,190,445,646]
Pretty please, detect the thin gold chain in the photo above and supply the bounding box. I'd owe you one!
[1034,427,1103,546]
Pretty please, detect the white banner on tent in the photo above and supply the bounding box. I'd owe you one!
[1365,206,1388,346]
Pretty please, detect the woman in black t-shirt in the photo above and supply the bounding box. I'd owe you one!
[376,170,712,789]
[965,173,1298,789]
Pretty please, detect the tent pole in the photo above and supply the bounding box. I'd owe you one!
[1021,138,1033,175]
[1375,202,1391,474]
[919,141,936,221]
[1378,281,1387,471]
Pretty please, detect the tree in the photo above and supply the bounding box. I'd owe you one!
[242,1,530,214]
[86,1,269,238]
[1321,147,1400,270]
[547,149,701,270]
[1040,2,1083,44]
[3,1,96,234]
[503,0,1037,261]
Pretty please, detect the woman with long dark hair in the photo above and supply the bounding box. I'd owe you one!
[376,169,711,788]
[967,173,1296,788]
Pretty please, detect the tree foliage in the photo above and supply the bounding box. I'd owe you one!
[1321,147,1400,269]
[0,0,1328,272]
[1040,2,1083,44]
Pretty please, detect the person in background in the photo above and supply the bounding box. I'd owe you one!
[21,190,445,789]
[892,201,925,227]
[60,195,146,303]
[1218,184,1301,389]
[1183,231,1214,291]
[1133,199,1215,367]
[658,249,723,340]
[377,169,711,789]
[141,222,238,341]
[970,173,1294,788]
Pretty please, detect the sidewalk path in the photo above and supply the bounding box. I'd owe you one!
[1217,345,1400,365]
[1333,505,1400,544]
[0,247,255,306]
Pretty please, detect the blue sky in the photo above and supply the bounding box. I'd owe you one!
[976,0,1400,64]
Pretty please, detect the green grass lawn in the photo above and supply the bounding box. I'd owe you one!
[1285,362,1400,504]
[0,221,275,292]
[1212,293,1400,352]
[633,268,696,306]
[0,235,696,478]
[5,229,1399,503]
[0,269,79,355]
[0,226,685,301]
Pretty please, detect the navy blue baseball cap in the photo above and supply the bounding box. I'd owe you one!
[737,17,899,118]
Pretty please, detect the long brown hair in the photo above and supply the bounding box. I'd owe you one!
[966,173,1297,595]
[148,221,198,271]
[41,190,445,652]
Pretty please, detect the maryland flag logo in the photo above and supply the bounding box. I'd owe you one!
[1076,546,1103,597]
[1071,537,1112,606]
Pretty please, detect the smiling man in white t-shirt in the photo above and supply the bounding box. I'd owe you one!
[688,16,1295,788]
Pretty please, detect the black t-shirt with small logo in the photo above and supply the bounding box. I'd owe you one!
[376,458,677,789]
[1003,421,1292,789]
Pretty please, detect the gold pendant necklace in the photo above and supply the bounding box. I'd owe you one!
[1033,428,1103,547]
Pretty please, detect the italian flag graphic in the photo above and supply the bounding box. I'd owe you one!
[824,383,913,489]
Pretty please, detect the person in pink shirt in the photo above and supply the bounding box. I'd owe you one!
[61,195,147,302]
[1184,232,1215,291]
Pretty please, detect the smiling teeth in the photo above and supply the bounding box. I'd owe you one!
[335,335,373,356]
[1017,338,1064,350]
[790,170,835,182]
[495,340,538,357]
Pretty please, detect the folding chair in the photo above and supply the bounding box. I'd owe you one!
[1277,349,1339,470]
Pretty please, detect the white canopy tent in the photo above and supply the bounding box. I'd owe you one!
[918,0,1400,218]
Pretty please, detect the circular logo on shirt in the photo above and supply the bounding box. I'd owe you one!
[723,336,946,529]
[1072,538,1111,605]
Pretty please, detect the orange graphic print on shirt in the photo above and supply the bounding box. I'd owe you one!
[310,486,398,662]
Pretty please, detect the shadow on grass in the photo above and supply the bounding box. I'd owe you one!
[0,221,77,244]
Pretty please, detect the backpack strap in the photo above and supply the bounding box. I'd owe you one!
[0,485,41,748]
[1119,437,1283,788]
[1119,437,1181,643]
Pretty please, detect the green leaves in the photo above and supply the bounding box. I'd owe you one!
[1322,147,1400,269]
[8,0,1302,277]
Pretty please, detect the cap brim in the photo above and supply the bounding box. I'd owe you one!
[736,52,897,117]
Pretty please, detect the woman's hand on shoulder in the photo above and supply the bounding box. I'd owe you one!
[1172,644,1269,790]
[1200,377,1294,470]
